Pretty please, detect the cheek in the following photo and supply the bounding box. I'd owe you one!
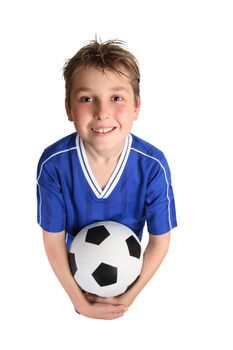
[115,104,132,115]
[116,105,137,120]
[71,105,92,121]
[74,104,90,115]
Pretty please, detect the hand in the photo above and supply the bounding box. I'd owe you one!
[76,295,128,320]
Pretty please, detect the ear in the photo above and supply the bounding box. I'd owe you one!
[133,96,141,120]
[65,100,73,121]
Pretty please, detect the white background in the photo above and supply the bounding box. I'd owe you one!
[0,0,232,349]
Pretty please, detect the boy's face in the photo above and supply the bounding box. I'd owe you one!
[66,66,140,155]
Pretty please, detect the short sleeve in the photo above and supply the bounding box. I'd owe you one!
[145,155,177,235]
[37,157,66,232]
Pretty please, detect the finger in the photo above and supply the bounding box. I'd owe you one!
[108,309,128,320]
[108,313,124,320]
[93,304,128,320]
[106,304,128,315]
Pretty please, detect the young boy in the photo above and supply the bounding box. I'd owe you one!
[37,39,177,320]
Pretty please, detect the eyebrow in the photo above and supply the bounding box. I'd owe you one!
[75,86,129,94]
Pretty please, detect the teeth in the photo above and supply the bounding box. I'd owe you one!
[92,127,115,134]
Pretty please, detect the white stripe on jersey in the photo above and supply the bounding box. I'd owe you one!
[131,147,173,231]
[76,134,132,199]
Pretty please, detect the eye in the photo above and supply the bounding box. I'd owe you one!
[80,96,94,103]
[112,96,123,102]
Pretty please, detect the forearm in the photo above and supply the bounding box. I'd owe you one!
[43,231,89,313]
[122,232,170,305]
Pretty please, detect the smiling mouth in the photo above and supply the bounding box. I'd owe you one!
[91,127,117,134]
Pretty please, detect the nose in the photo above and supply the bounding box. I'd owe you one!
[93,101,109,120]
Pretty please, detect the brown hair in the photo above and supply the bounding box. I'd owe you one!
[63,39,140,109]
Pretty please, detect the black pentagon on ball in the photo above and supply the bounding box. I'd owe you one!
[92,262,117,287]
[125,235,141,259]
[68,252,77,276]
[85,225,110,245]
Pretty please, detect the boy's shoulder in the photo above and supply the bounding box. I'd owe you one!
[39,132,77,162]
[130,133,165,161]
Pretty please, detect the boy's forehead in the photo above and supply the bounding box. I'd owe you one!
[72,66,131,88]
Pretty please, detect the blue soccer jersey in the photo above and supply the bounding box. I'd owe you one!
[37,132,177,248]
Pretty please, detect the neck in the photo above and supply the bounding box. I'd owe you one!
[84,141,125,164]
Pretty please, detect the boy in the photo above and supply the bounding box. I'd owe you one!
[37,39,177,320]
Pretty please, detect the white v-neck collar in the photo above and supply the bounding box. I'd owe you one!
[76,134,132,199]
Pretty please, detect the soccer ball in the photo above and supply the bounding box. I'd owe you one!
[68,221,143,297]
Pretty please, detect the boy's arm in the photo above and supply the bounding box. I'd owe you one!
[122,231,170,305]
[42,230,128,319]
[86,232,171,307]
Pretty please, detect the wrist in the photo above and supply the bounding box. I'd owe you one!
[73,297,91,315]
[69,288,90,312]
[118,290,137,307]
[121,276,146,305]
